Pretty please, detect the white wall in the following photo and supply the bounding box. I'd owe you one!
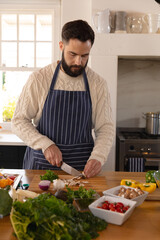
[117,59,160,128]
[92,0,160,13]
[61,0,92,26]
[60,0,160,171]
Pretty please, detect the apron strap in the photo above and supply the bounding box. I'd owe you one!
[50,61,90,96]
[50,61,61,90]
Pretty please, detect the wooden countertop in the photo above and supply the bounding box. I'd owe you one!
[1,170,160,240]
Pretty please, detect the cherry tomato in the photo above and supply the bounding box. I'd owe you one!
[102,203,109,210]
[109,203,116,209]
[8,175,16,180]
[97,201,130,214]
[110,207,116,211]
[116,202,124,209]
[116,207,123,213]
[123,206,130,212]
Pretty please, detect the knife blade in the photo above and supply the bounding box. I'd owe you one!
[61,162,82,177]
[12,174,22,190]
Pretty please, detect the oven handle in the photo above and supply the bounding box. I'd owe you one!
[145,158,160,162]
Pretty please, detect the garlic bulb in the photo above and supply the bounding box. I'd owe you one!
[53,179,65,190]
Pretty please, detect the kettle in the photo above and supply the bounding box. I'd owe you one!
[92,9,111,33]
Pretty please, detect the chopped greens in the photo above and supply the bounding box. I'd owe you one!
[40,170,58,182]
[10,193,107,240]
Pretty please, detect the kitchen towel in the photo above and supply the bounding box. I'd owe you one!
[128,157,146,172]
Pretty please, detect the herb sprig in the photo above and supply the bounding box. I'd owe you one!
[40,170,58,182]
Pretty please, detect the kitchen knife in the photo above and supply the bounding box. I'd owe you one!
[12,174,22,190]
[61,162,82,177]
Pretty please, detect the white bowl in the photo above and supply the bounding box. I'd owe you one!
[89,195,136,225]
[103,185,148,207]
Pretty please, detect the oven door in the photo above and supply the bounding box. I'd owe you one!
[125,157,160,172]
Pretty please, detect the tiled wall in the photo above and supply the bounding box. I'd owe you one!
[117,59,160,127]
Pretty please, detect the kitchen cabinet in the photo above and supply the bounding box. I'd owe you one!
[0,146,26,169]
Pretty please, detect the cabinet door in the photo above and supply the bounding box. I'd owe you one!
[0,146,26,169]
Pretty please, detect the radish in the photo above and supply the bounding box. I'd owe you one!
[38,180,51,191]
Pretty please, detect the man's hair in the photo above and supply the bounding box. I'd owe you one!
[61,19,95,46]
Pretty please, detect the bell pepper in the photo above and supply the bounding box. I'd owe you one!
[145,170,156,183]
[0,178,14,188]
[138,183,156,193]
[120,179,140,188]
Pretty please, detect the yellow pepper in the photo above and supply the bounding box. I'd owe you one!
[138,183,156,193]
[120,179,140,188]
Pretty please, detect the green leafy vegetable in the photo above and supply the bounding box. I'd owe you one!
[10,193,107,240]
[40,170,58,182]
[66,187,98,210]
[0,187,13,216]
[66,186,96,201]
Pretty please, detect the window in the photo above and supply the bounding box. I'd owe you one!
[0,2,60,126]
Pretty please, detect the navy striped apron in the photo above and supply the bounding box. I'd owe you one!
[23,62,94,170]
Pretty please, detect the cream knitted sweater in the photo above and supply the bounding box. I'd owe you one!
[12,62,114,166]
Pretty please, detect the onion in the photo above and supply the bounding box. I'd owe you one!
[38,180,51,191]
[53,179,65,190]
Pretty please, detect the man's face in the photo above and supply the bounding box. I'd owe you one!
[59,39,92,77]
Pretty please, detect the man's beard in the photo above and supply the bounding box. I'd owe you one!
[61,52,88,77]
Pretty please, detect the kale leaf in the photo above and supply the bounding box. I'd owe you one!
[10,193,107,240]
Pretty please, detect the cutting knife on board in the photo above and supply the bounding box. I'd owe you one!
[61,162,83,177]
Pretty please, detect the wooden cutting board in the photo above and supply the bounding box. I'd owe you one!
[28,174,160,200]
[28,174,108,194]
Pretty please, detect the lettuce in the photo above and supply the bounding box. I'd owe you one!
[10,193,107,240]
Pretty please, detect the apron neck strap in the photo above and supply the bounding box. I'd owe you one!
[50,61,90,93]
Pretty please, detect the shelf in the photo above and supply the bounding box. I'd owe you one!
[91,33,160,57]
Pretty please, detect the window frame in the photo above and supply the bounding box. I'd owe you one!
[0,3,61,129]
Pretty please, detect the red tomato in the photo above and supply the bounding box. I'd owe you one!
[110,206,116,211]
[8,175,16,181]
[109,203,116,209]
[116,207,123,213]
[102,203,109,210]
[116,202,124,209]
[123,206,130,212]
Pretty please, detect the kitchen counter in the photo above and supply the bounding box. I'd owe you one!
[0,130,25,146]
[0,170,160,240]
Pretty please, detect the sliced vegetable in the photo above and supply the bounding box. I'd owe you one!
[145,170,156,183]
[38,180,51,191]
[138,183,156,193]
[120,179,140,188]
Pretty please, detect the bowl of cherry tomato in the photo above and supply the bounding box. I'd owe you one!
[89,195,136,225]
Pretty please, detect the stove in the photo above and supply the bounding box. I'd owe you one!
[116,127,160,172]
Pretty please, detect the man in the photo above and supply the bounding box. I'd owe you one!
[12,20,114,178]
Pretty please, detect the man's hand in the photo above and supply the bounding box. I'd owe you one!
[83,159,102,178]
[44,144,62,167]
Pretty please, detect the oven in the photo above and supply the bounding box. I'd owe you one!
[116,127,160,172]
